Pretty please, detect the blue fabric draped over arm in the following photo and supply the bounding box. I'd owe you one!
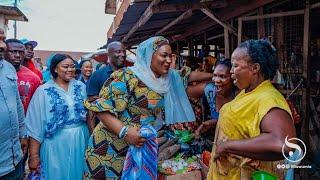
[121,125,158,180]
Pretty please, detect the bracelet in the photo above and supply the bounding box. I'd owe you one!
[20,135,28,139]
[118,126,129,139]
[29,155,40,160]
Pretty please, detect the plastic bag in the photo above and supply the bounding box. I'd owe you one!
[174,130,193,143]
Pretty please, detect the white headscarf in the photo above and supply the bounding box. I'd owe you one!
[129,36,195,125]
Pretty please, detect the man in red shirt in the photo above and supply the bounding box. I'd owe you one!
[5,39,41,113]
[20,38,43,81]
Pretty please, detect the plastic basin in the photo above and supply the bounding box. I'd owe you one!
[252,171,278,180]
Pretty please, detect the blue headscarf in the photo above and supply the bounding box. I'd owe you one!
[42,53,55,83]
[129,36,195,125]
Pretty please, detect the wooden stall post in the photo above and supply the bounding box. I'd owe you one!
[257,7,265,39]
[188,39,193,57]
[275,17,284,72]
[301,0,310,165]
[224,28,230,58]
[204,32,207,44]
[230,19,236,52]
[238,18,242,45]
[176,42,180,55]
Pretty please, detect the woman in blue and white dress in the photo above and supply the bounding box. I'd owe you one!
[26,53,89,179]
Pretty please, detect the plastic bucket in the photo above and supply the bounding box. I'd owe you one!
[252,171,278,180]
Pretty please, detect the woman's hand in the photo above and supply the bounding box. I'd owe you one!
[28,138,41,173]
[28,156,41,174]
[96,112,147,147]
[214,141,229,161]
[87,111,96,134]
[195,120,216,136]
[124,127,146,147]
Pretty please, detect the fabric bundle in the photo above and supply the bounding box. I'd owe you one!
[121,125,158,180]
[27,164,44,180]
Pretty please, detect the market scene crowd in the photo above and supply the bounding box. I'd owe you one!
[0,25,299,180]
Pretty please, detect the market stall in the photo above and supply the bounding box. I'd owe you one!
[103,0,320,179]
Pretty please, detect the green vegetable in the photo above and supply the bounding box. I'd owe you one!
[174,130,194,143]
[176,167,187,174]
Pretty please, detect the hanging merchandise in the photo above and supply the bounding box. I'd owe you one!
[286,78,303,100]
[273,70,285,86]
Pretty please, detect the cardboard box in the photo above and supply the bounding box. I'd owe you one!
[164,170,202,180]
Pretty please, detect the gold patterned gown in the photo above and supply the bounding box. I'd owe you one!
[83,68,166,179]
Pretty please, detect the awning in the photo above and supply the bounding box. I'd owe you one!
[105,0,275,46]
[0,5,28,21]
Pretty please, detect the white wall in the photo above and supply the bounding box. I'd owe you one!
[0,15,8,36]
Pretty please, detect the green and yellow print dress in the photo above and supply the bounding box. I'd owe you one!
[83,68,167,179]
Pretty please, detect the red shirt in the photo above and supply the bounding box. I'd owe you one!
[25,59,43,80]
[17,66,41,113]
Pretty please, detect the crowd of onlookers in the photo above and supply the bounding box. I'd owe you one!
[0,26,130,179]
[0,25,298,180]
[0,24,148,178]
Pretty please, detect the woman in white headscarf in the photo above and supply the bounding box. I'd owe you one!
[83,36,201,179]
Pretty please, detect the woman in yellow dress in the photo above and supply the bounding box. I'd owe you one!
[207,39,296,180]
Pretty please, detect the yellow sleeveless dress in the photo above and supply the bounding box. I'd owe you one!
[207,80,292,180]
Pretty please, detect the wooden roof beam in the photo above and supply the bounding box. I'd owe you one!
[122,0,161,42]
[2,15,27,21]
[152,1,227,13]
[171,0,276,42]
[126,29,183,46]
[126,34,152,47]
[107,0,131,38]
[155,10,193,36]
[0,6,28,21]
[240,1,320,21]
[200,7,237,36]
[207,33,224,41]
[171,18,214,42]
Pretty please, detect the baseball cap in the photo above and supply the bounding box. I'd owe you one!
[20,38,38,48]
